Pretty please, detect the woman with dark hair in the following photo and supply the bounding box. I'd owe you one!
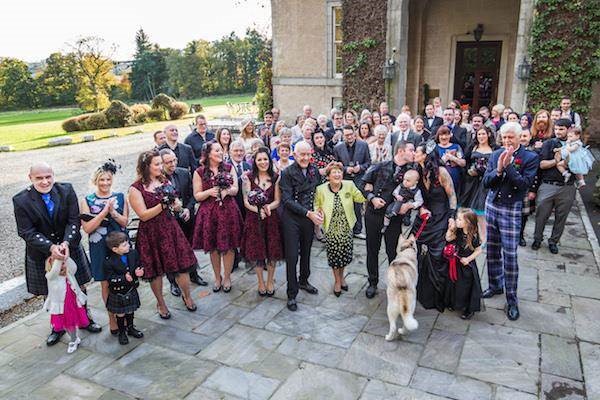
[460,126,496,242]
[435,126,465,194]
[241,147,283,296]
[128,150,197,318]
[192,141,242,293]
[217,128,232,163]
[312,130,336,182]
[358,122,376,145]
[412,141,458,312]
[80,160,128,334]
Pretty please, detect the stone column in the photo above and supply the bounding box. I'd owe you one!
[509,0,535,113]
[385,0,409,115]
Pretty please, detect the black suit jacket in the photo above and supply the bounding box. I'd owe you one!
[13,182,82,262]
[167,167,195,213]
[280,162,320,218]
[228,160,251,217]
[425,116,443,132]
[333,140,371,181]
[104,249,140,295]
[159,142,198,173]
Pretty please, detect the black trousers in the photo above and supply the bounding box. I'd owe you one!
[282,211,314,299]
[365,207,402,286]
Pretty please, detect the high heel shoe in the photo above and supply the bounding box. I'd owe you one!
[258,288,267,297]
[182,294,197,312]
[213,284,222,293]
[341,284,348,291]
[156,305,171,320]
[334,290,342,297]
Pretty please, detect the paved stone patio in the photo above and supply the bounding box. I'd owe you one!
[0,203,599,400]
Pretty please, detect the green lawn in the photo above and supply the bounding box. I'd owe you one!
[0,93,255,151]
[0,108,82,127]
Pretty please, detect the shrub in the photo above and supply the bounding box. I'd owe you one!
[139,109,168,122]
[151,93,174,111]
[62,116,82,132]
[81,112,109,130]
[131,103,151,117]
[104,100,133,128]
[169,101,189,119]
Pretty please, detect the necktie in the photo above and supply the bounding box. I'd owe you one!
[41,193,54,218]
[120,255,127,265]
[236,163,242,177]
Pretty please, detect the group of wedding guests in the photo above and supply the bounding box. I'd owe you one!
[13,95,592,353]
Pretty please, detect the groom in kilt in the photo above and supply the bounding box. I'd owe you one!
[482,122,538,321]
[13,163,102,345]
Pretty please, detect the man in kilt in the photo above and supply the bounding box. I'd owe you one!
[13,162,102,345]
[482,122,539,321]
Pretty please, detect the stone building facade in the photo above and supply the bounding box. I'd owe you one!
[271,0,534,121]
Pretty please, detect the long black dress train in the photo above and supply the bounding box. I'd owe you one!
[412,179,451,312]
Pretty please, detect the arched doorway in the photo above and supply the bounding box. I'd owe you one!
[453,41,502,110]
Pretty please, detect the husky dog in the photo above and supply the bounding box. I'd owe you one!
[385,233,419,341]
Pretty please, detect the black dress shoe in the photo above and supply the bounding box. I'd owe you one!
[287,299,298,311]
[86,320,102,333]
[461,310,475,320]
[190,274,208,286]
[519,237,527,247]
[482,288,504,299]
[531,240,541,250]
[170,283,182,297]
[506,304,520,321]
[365,285,377,299]
[548,242,559,254]
[341,284,349,292]
[127,325,144,339]
[299,282,318,295]
[46,330,65,346]
[118,330,129,345]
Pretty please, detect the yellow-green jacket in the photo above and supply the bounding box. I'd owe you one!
[314,180,366,233]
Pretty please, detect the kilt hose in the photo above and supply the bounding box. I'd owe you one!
[485,195,522,306]
[25,245,92,296]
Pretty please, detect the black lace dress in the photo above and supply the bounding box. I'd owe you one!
[412,177,451,312]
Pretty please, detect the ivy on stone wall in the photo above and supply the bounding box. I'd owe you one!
[341,0,387,111]
[527,0,600,122]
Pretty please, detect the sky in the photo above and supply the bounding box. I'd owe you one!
[0,0,271,62]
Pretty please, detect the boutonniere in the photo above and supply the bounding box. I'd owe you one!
[513,157,523,171]
[345,192,351,199]
[307,166,316,179]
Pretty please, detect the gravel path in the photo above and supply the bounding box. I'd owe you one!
[0,125,192,284]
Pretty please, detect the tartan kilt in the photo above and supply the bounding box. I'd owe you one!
[25,245,92,296]
[106,288,141,314]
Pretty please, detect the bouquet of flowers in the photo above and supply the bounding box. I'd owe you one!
[248,187,268,209]
[469,157,488,176]
[214,170,234,206]
[156,183,180,217]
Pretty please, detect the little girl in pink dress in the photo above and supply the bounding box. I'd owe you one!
[44,257,89,353]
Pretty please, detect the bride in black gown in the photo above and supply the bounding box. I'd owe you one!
[411,141,458,312]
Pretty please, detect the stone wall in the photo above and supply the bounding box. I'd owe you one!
[271,0,342,122]
[587,82,600,145]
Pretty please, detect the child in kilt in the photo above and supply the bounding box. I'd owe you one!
[104,231,144,345]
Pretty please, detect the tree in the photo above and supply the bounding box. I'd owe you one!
[131,29,170,100]
[70,36,117,112]
[0,58,38,110]
[255,39,273,118]
[36,52,80,107]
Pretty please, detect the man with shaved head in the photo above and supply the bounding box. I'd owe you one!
[280,141,323,311]
[13,163,102,345]
[159,124,198,173]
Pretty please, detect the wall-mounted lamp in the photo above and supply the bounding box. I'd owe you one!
[473,24,484,42]
[517,57,532,80]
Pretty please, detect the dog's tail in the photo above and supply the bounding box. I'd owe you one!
[399,290,419,331]
[401,313,419,331]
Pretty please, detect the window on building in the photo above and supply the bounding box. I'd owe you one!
[333,6,343,78]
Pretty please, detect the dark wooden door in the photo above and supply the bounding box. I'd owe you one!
[453,41,502,110]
